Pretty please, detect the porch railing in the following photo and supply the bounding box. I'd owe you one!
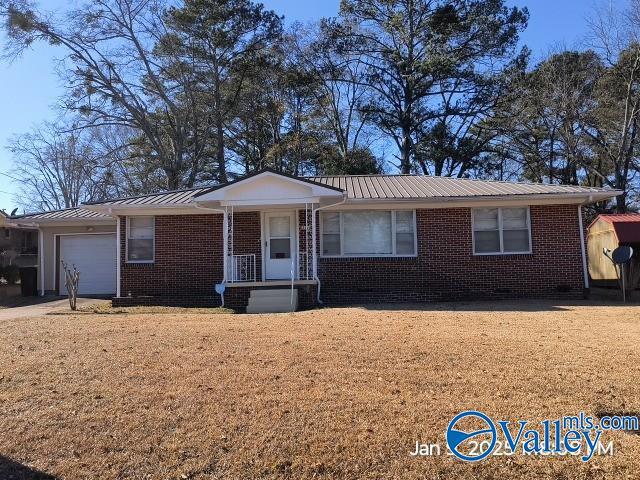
[297,251,312,280]
[228,254,256,282]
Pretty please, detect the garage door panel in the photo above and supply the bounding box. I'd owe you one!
[59,234,116,295]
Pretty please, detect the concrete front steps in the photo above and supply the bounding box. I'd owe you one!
[246,288,298,313]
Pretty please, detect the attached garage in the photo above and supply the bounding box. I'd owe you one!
[58,234,117,295]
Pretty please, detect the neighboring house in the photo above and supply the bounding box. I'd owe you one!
[8,169,620,311]
[587,214,640,289]
[0,210,38,268]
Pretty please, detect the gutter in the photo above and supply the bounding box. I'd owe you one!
[339,190,623,206]
[193,203,228,305]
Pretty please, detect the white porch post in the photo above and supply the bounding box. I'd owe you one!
[116,216,121,297]
[222,207,228,283]
[311,204,317,281]
[38,228,44,296]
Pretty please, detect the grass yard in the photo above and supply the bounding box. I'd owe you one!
[1,301,639,479]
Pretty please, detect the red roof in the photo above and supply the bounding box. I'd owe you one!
[597,214,640,243]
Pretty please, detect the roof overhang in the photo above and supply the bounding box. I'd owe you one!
[8,217,116,228]
[314,191,622,210]
[81,204,211,217]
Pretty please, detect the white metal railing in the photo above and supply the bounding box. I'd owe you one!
[297,251,312,280]
[228,254,256,282]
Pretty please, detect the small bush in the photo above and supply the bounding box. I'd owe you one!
[2,265,19,284]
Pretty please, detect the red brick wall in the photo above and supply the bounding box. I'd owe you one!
[117,205,586,308]
[318,205,585,303]
[119,215,223,299]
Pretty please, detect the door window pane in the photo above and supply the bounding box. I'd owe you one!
[343,211,392,254]
[269,216,290,238]
[270,238,291,259]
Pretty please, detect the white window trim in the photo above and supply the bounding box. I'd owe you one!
[126,216,155,264]
[320,210,418,258]
[471,207,532,256]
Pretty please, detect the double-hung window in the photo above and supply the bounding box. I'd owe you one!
[127,216,155,262]
[472,207,531,255]
[321,210,416,257]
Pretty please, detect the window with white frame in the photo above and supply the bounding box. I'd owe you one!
[472,207,531,254]
[127,216,154,262]
[321,210,416,257]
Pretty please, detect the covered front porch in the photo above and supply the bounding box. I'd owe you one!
[223,208,316,285]
[192,170,345,311]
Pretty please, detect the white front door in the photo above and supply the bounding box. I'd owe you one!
[264,211,295,280]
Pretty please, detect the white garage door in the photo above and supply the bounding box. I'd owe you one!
[59,234,116,295]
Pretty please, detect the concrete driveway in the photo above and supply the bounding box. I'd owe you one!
[0,297,109,321]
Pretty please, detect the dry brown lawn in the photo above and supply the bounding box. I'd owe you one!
[1,301,639,479]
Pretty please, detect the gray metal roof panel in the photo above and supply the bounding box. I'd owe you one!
[305,175,612,199]
[11,208,111,220]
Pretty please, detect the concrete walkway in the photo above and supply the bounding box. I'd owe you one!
[0,297,109,321]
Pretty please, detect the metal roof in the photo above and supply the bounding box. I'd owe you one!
[9,173,620,222]
[596,214,640,243]
[83,174,614,207]
[11,207,111,221]
[305,175,613,199]
[83,186,211,207]
[598,214,640,223]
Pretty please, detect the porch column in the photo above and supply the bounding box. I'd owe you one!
[311,203,317,281]
[115,216,121,297]
[38,227,44,296]
[222,207,228,283]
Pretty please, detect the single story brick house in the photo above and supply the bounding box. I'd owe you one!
[9,169,620,311]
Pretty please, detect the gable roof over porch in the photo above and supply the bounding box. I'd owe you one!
[192,168,344,207]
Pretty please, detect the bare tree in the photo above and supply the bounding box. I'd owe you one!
[61,260,79,310]
[292,22,372,164]
[2,0,205,190]
[584,0,640,211]
[7,120,125,211]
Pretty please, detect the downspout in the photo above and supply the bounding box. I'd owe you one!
[312,194,348,304]
[194,203,229,304]
[578,201,590,293]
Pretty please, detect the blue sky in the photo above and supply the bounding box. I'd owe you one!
[0,0,626,211]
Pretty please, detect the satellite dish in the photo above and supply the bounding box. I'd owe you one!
[612,246,634,264]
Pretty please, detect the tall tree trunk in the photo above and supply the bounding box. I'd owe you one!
[213,60,227,183]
